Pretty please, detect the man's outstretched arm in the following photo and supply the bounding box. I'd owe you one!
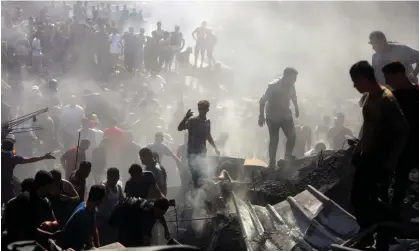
[22,152,55,164]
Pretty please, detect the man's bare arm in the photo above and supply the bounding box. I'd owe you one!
[178,109,193,131]
[181,37,186,50]
[259,85,272,117]
[207,132,218,153]
[191,28,197,41]
[177,117,188,131]
[171,152,182,166]
[291,91,299,116]
[62,180,80,201]
[22,153,55,164]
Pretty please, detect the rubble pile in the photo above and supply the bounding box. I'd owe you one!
[250,149,355,206]
[165,206,246,251]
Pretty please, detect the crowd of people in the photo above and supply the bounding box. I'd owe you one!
[2,2,419,251]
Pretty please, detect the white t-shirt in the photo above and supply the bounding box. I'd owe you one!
[109,33,121,54]
[144,75,166,95]
[78,128,104,158]
[60,104,85,136]
[372,44,419,86]
[32,37,42,56]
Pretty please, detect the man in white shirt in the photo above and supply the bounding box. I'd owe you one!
[144,71,166,95]
[78,118,104,158]
[370,31,419,87]
[31,33,42,73]
[148,132,180,164]
[60,96,85,149]
[108,28,122,69]
[148,132,182,188]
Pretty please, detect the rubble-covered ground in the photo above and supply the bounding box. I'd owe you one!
[169,150,418,250]
[247,150,354,207]
[247,149,419,217]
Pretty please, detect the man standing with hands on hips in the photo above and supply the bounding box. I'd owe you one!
[178,100,220,188]
[259,67,299,168]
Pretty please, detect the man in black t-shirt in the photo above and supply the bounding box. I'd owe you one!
[382,62,419,215]
[123,27,137,72]
[177,100,220,188]
[4,170,56,245]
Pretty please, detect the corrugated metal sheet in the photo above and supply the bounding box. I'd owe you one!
[232,185,360,251]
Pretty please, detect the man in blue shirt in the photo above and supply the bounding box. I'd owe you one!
[42,185,106,251]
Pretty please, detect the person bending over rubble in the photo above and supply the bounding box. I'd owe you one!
[349,61,409,249]
[108,197,171,247]
[40,185,106,251]
[178,100,220,188]
[259,67,299,168]
[124,163,165,199]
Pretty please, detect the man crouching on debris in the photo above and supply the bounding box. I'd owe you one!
[178,100,220,188]
[108,197,171,247]
[349,61,409,250]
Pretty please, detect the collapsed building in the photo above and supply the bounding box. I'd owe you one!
[162,149,419,251]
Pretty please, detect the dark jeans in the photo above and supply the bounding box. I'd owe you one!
[391,155,416,215]
[124,50,135,72]
[187,153,207,188]
[350,153,394,229]
[266,118,296,167]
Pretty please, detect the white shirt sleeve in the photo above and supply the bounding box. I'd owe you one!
[402,45,419,65]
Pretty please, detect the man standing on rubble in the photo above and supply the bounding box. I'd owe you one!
[259,67,299,168]
[178,100,220,188]
[382,62,419,217]
[349,61,409,249]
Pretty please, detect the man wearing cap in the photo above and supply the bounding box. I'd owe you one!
[259,67,299,168]
[1,138,56,204]
[369,31,419,87]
